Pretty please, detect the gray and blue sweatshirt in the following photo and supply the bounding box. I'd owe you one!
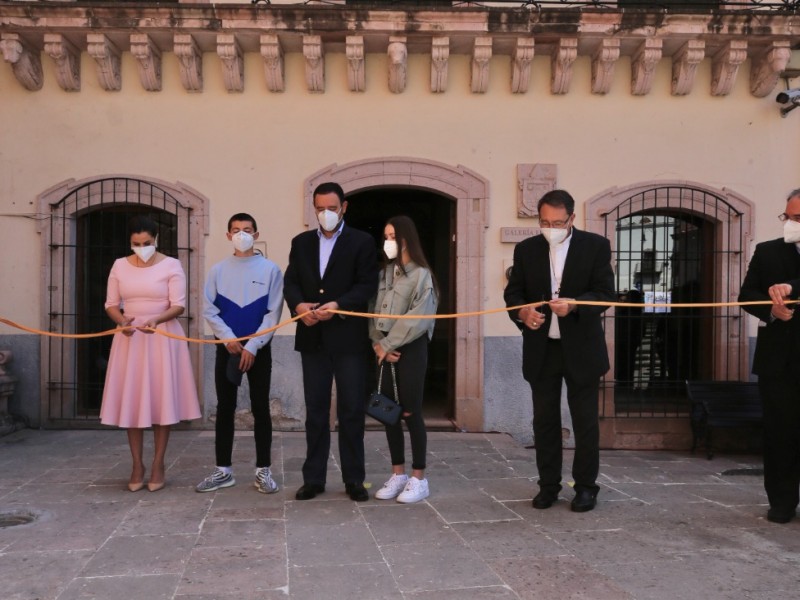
[203,254,284,355]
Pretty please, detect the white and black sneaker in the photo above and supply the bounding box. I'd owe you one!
[255,466,278,494]
[195,467,235,493]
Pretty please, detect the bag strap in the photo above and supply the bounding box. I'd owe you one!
[376,362,399,404]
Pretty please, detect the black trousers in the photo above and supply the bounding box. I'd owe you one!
[300,350,367,486]
[377,335,429,471]
[529,339,600,496]
[759,372,800,513]
[214,344,273,468]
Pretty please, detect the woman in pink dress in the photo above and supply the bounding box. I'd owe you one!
[101,216,201,492]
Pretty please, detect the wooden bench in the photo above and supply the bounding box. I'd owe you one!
[685,380,763,460]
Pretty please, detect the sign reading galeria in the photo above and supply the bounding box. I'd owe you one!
[500,227,539,243]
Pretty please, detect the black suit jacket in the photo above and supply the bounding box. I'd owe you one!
[503,228,615,384]
[284,224,378,354]
[738,237,800,376]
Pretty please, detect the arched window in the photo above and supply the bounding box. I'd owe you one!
[37,177,208,426]
[586,183,754,418]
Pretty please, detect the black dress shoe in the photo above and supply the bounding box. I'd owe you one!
[571,490,597,513]
[767,507,796,524]
[295,483,325,500]
[532,490,559,509]
[345,482,369,502]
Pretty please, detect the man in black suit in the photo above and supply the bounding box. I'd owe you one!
[738,189,800,524]
[284,181,378,502]
[504,189,615,513]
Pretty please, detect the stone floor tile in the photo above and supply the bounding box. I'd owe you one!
[556,527,671,565]
[359,503,454,546]
[32,467,99,485]
[0,549,93,600]
[452,520,567,560]
[179,544,287,596]
[286,497,363,528]
[176,592,289,600]
[489,555,633,600]
[198,518,285,549]
[402,586,519,599]
[287,519,377,567]
[80,534,197,577]
[289,562,400,599]
[59,573,180,600]
[426,489,522,524]
[205,486,286,520]
[0,430,795,599]
[2,501,128,552]
[382,539,504,593]
[116,497,211,536]
[3,482,89,503]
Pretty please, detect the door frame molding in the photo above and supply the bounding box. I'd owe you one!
[305,157,490,431]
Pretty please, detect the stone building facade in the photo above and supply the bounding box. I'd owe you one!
[2,0,799,447]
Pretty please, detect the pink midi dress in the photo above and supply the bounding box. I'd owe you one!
[100,256,201,428]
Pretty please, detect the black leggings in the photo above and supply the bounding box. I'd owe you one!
[378,335,429,471]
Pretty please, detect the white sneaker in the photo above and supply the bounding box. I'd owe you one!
[374,473,409,500]
[397,477,429,504]
[254,466,278,494]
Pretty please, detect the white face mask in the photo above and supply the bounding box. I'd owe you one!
[317,208,341,233]
[541,227,570,246]
[383,240,398,260]
[783,219,800,244]
[232,231,254,253]
[131,245,156,262]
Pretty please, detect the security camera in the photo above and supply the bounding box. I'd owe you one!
[776,88,800,104]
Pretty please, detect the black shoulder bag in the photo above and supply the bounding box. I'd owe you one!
[366,363,402,426]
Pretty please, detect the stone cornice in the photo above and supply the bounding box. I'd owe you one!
[1,4,799,97]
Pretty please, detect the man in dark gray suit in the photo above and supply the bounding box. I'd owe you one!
[738,189,800,524]
[284,181,378,502]
[504,189,615,513]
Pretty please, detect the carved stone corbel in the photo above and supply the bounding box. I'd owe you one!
[130,34,162,92]
[346,36,365,92]
[43,34,80,92]
[671,40,705,96]
[388,36,407,94]
[631,38,662,96]
[87,33,121,92]
[551,38,577,95]
[174,34,203,92]
[304,35,324,93]
[471,37,492,94]
[260,34,284,92]
[511,38,535,94]
[217,34,244,93]
[750,40,791,98]
[591,38,620,95]
[711,40,747,97]
[430,37,449,93]
[518,164,557,218]
[0,33,43,91]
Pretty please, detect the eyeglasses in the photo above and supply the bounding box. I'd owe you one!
[778,213,800,223]
[539,220,569,228]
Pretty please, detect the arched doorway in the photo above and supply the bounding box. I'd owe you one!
[304,158,489,431]
[37,176,209,427]
[585,182,754,420]
[345,188,455,422]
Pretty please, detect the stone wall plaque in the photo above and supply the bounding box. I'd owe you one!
[517,163,556,218]
[501,227,539,243]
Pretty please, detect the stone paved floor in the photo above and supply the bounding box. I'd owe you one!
[0,429,798,599]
